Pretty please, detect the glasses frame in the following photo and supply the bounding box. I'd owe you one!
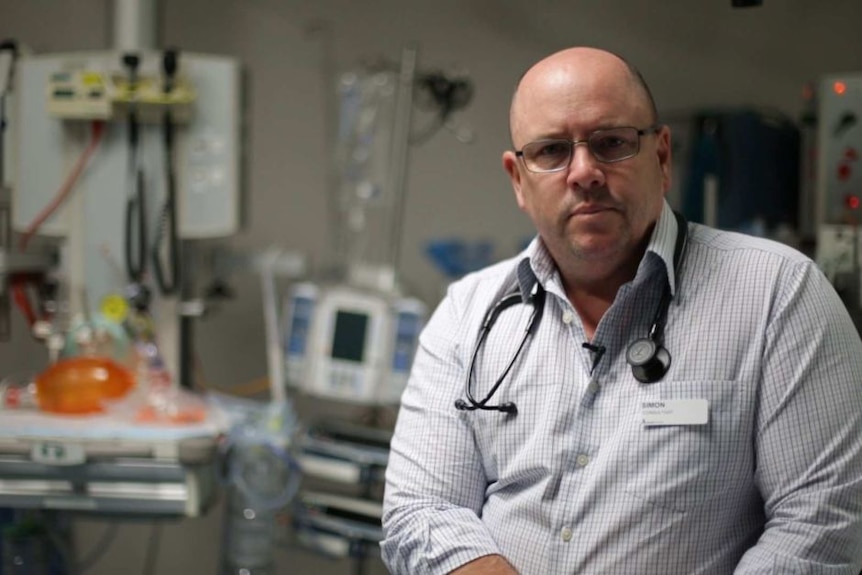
[514,124,663,173]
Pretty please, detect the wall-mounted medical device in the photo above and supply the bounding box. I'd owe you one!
[46,63,195,123]
[14,51,240,239]
[11,51,241,314]
[282,283,426,405]
[816,74,862,227]
[813,73,862,314]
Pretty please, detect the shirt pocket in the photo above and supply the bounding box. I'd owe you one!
[624,379,747,513]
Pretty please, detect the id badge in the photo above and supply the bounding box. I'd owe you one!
[641,399,708,426]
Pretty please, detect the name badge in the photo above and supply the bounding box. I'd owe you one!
[641,399,709,426]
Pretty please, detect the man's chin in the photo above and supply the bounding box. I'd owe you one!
[570,237,625,262]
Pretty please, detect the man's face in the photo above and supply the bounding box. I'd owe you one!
[503,51,672,278]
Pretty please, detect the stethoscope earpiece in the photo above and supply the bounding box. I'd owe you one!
[627,337,671,384]
[498,402,518,415]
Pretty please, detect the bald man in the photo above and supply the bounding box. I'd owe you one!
[381,47,862,574]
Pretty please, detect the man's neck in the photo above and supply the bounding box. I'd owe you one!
[559,247,645,340]
[564,275,624,340]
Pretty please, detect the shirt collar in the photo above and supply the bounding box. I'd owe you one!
[516,200,682,299]
[645,200,682,296]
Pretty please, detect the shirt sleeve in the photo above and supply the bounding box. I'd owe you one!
[736,261,862,574]
[381,285,504,575]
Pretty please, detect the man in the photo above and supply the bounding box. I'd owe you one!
[381,47,862,574]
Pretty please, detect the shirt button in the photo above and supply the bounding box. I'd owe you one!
[561,526,573,542]
[562,311,574,324]
[575,454,590,468]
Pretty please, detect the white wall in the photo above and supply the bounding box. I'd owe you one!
[2,1,861,573]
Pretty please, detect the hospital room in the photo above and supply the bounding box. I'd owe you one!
[2,0,862,574]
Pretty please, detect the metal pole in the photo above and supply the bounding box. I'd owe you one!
[113,0,157,52]
[386,47,418,284]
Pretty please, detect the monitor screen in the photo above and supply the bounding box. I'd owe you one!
[331,310,369,362]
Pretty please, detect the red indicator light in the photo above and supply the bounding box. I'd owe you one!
[847,195,860,210]
[834,81,847,95]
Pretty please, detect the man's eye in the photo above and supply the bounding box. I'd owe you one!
[594,136,626,150]
[535,142,569,157]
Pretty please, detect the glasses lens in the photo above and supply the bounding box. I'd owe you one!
[522,140,572,172]
[589,127,640,162]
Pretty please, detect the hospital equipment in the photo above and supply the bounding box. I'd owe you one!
[330,50,473,278]
[294,490,383,560]
[10,47,241,385]
[281,48,466,407]
[811,73,862,323]
[814,76,862,227]
[0,407,225,517]
[216,395,301,575]
[0,10,252,575]
[281,53,430,569]
[675,109,800,235]
[455,212,689,414]
[283,283,426,405]
[34,356,135,415]
[0,40,58,344]
[293,420,390,573]
[283,47,472,573]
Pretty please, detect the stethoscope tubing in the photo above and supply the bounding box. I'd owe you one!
[455,212,689,413]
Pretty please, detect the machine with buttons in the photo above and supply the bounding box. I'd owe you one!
[283,283,426,405]
[813,73,862,323]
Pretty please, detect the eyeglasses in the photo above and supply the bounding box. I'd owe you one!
[514,125,662,173]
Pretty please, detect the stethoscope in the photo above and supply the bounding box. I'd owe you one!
[454,211,689,415]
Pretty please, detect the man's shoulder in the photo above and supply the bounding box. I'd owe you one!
[447,254,524,304]
[688,223,812,266]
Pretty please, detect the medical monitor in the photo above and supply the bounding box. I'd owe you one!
[304,287,388,404]
[285,283,426,405]
[330,311,369,363]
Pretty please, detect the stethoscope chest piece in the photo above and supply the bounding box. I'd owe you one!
[626,337,671,384]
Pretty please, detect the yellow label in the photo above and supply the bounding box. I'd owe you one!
[100,294,128,323]
[81,72,104,87]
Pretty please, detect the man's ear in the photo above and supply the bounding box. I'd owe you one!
[503,150,527,209]
[657,125,672,195]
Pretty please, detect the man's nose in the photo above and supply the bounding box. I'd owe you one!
[565,142,606,190]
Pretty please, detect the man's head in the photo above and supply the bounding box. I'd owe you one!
[502,47,672,286]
